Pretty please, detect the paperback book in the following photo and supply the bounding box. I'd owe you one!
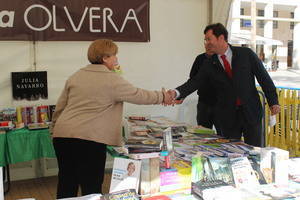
[100,189,139,200]
[110,158,141,193]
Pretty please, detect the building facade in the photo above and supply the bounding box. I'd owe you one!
[230,0,300,70]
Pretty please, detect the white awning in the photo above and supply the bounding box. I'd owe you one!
[229,30,283,45]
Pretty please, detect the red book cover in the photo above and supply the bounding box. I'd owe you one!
[143,195,171,200]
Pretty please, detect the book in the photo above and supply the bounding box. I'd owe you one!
[125,138,162,148]
[109,158,141,193]
[230,156,259,188]
[128,152,160,160]
[260,147,289,185]
[139,158,161,195]
[288,158,300,183]
[100,189,139,200]
[187,126,215,135]
[191,155,204,183]
[140,159,150,195]
[48,105,56,121]
[143,195,171,200]
[247,155,267,184]
[37,105,49,122]
[160,160,192,194]
[163,127,173,152]
[192,180,230,199]
[127,147,161,154]
[207,157,234,184]
[149,157,160,194]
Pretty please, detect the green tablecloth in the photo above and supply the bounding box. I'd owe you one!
[0,128,56,166]
[0,133,8,166]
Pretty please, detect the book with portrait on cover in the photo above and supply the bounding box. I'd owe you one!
[109,157,141,193]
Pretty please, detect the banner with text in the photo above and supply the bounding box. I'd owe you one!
[0,0,149,42]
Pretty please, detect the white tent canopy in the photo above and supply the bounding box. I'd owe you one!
[229,30,283,45]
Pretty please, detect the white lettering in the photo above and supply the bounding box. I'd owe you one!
[103,8,118,32]
[24,4,52,31]
[120,9,142,33]
[89,7,101,33]
[52,5,65,32]
[64,6,88,32]
[0,10,14,28]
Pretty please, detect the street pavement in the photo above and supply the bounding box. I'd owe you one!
[267,69,300,89]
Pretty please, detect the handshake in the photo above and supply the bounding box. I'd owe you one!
[161,88,184,106]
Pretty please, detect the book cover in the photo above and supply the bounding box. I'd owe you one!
[125,138,162,148]
[48,105,56,121]
[150,157,160,194]
[230,157,259,188]
[260,147,289,185]
[143,195,171,200]
[100,189,139,200]
[207,157,234,184]
[109,158,141,193]
[140,159,150,195]
[128,152,160,160]
[191,155,204,183]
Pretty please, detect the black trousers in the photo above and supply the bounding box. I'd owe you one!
[197,101,221,134]
[53,138,107,199]
[219,107,263,147]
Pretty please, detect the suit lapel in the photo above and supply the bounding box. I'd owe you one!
[211,54,223,71]
[230,45,239,76]
[211,54,233,83]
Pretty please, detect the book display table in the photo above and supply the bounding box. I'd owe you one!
[0,128,55,167]
[0,128,55,194]
[112,116,300,200]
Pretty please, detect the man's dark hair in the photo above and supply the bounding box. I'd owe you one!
[204,23,228,42]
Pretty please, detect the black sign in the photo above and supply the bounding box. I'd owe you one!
[11,71,48,100]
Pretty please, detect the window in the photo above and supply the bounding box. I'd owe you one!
[290,12,294,30]
[240,19,244,27]
[273,21,278,29]
[240,8,244,15]
[257,9,264,17]
[257,20,264,28]
[273,11,278,18]
[241,19,251,27]
[290,22,294,30]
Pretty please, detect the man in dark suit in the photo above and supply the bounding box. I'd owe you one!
[168,23,280,147]
[187,46,220,133]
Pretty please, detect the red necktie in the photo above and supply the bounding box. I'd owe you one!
[220,55,241,106]
[221,55,232,78]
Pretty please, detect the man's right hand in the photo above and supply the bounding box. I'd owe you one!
[162,89,176,105]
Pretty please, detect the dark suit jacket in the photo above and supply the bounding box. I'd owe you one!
[177,46,278,128]
[189,53,216,106]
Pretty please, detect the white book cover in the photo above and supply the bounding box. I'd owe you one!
[260,147,289,185]
[0,167,3,200]
[230,157,259,188]
[109,157,141,193]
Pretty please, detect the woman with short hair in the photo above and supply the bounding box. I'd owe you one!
[52,39,169,198]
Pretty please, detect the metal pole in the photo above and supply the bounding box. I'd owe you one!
[251,0,257,52]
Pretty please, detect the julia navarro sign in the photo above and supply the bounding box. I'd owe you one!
[11,71,48,100]
[0,0,149,42]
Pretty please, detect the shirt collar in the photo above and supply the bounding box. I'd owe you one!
[81,64,112,72]
[218,45,232,62]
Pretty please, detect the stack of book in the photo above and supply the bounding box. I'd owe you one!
[160,160,192,195]
[0,105,56,129]
[125,138,162,158]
